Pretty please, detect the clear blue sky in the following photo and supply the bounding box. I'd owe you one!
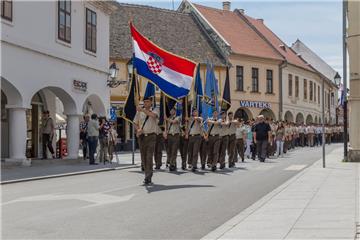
[121,0,343,76]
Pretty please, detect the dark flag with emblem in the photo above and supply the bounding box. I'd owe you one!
[159,93,177,127]
[144,81,156,107]
[221,66,231,111]
[122,64,139,123]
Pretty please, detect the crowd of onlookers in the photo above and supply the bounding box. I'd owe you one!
[79,114,118,165]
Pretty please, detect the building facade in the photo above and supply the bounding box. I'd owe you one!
[179,1,283,121]
[109,2,226,148]
[180,0,338,125]
[1,1,115,163]
[291,39,339,124]
[347,0,360,161]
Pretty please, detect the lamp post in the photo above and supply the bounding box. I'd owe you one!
[107,62,127,88]
[342,0,348,161]
[322,77,326,168]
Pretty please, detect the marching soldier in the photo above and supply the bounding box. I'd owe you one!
[218,111,229,169]
[207,110,221,171]
[134,96,159,185]
[187,108,203,172]
[235,119,246,163]
[165,107,180,171]
[200,126,208,170]
[154,120,164,169]
[307,124,315,147]
[179,121,189,170]
[227,112,237,167]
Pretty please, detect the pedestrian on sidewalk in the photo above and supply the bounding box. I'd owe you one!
[80,115,89,160]
[253,115,271,162]
[108,122,118,163]
[41,110,56,159]
[87,114,99,165]
[98,117,111,164]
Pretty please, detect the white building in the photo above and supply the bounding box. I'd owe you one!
[1,1,116,164]
[291,39,340,124]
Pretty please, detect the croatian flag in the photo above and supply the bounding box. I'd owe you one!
[130,23,196,99]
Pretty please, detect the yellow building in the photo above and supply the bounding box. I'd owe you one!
[348,0,360,161]
[109,2,226,148]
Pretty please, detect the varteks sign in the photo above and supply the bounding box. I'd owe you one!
[240,100,271,109]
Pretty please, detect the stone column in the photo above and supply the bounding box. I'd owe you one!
[348,0,360,162]
[7,107,29,165]
[66,114,80,160]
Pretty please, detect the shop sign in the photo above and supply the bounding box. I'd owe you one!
[73,80,87,92]
[240,100,271,109]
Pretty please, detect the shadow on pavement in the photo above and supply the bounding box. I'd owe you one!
[144,183,215,193]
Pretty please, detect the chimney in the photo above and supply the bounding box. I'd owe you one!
[239,8,245,14]
[257,18,264,23]
[222,1,231,11]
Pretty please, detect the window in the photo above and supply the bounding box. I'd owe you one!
[318,86,320,104]
[309,81,313,101]
[288,74,293,96]
[251,68,259,92]
[331,92,334,106]
[85,8,97,53]
[314,83,316,102]
[304,79,307,100]
[236,66,244,91]
[1,0,12,21]
[266,70,273,93]
[295,76,299,98]
[58,0,71,43]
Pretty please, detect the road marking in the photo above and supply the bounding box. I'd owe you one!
[284,164,307,171]
[2,193,134,208]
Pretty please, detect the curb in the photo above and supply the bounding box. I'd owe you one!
[0,164,140,185]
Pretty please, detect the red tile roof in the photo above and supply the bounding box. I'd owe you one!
[193,4,283,61]
[241,13,315,72]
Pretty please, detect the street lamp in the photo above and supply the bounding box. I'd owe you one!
[334,72,341,86]
[107,62,127,88]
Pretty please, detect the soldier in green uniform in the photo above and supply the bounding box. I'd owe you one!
[134,97,159,185]
[187,108,203,172]
[227,112,238,167]
[164,107,180,171]
[218,111,229,169]
[207,110,221,171]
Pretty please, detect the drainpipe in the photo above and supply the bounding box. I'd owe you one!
[279,61,287,121]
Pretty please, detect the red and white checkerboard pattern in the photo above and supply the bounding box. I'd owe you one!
[146,56,162,74]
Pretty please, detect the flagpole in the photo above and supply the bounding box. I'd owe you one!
[162,92,167,131]
[132,66,136,165]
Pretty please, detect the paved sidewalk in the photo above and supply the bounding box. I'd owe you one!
[1,152,141,183]
[203,147,359,240]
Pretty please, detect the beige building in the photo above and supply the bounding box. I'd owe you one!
[109,2,226,148]
[180,1,283,121]
[180,1,338,124]
[347,0,360,161]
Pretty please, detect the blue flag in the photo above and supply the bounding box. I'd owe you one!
[202,63,219,130]
[193,64,203,115]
